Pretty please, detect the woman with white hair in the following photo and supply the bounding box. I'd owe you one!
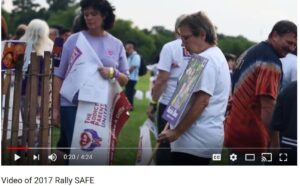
[20,19,53,73]
[20,19,53,57]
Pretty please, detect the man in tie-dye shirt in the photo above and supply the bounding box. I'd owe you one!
[224,20,297,162]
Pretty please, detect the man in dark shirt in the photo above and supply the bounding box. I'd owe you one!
[270,81,297,165]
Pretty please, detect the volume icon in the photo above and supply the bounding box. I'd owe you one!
[48,153,57,162]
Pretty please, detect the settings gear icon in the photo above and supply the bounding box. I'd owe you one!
[229,153,238,162]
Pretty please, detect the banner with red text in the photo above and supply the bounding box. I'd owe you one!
[70,82,131,165]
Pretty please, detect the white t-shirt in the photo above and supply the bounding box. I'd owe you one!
[171,46,231,158]
[157,39,190,105]
[281,53,297,90]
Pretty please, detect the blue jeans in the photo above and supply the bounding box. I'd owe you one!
[56,106,77,154]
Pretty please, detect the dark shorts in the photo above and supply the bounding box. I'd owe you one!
[156,102,171,165]
[56,106,77,154]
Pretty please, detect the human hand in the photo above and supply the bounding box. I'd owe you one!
[98,67,112,79]
[52,108,61,128]
[158,129,180,143]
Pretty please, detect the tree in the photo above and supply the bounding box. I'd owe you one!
[12,0,40,13]
[149,26,175,63]
[111,22,176,64]
[1,8,12,36]
[218,35,256,56]
[10,0,47,34]
[47,5,78,30]
[110,19,156,63]
[47,0,75,12]
[5,0,257,62]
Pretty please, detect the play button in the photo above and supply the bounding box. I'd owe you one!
[14,154,21,161]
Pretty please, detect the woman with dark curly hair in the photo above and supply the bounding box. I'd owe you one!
[53,0,129,163]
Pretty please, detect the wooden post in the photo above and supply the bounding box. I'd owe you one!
[2,70,11,97]
[51,51,55,157]
[20,65,31,165]
[1,72,4,101]
[1,70,12,165]
[27,53,39,165]
[9,57,24,165]
[40,51,51,165]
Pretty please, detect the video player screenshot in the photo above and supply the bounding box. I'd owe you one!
[0,0,299,186]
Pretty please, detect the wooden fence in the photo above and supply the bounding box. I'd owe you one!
[1,52,53,165]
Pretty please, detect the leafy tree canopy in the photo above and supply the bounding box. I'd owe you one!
[46,0,75,12]
[4,1,256,61]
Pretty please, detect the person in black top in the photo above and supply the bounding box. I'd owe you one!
[270,81,297,165]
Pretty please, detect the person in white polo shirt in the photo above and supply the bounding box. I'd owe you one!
[147,15,190,165]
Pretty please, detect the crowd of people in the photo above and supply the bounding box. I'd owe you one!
[1,0,297,165]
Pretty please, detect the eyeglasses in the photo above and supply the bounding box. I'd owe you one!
[181,34,193,41]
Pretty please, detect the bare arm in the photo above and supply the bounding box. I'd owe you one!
[151,70,170,102]
[129,66,137,73]
[260,95,276,127]
[147,70,170,121]
[52,76,63,125]
[260,95,279,152]
[269,131,280,153]
[116,72,129,86]
[158,90,210,142]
